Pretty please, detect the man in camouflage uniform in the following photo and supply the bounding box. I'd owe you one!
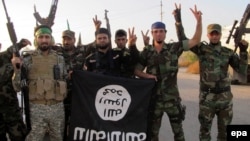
[0,39,30,141]
[84,27,139,78]
[191,24,248,141]
[11,25,67,141]
[134,5,202,141]
[174,5,249,140]
[59,29,86,141]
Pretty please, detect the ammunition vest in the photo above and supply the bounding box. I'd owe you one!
[28,53,66,101]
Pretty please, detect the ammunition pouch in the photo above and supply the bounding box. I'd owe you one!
[29,79,66,101]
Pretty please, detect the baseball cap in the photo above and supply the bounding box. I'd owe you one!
[207,24,221,34]
[151,22,166,30]
[62,30,75,39]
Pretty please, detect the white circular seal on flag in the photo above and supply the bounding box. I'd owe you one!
[95,85,131,121]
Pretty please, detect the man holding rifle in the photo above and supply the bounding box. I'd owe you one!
[0,39,30,141]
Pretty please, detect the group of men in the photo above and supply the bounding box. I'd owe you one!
[0,3,249,141]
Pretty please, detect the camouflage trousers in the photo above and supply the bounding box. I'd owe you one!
[0,108,27,141]
[150,99,185,141]
[25,102,65,141]
[199,91,233,141]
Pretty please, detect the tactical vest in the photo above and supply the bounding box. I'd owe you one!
[28,53,66,101]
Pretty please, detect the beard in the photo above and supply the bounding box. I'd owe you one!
[156,40,163,44]
[38,43,50,51]
[63,45,74,51]
[96,43,109,49]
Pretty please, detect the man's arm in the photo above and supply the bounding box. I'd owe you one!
[230,40,249,75]
[187,5,202,48]
[173,3,188,41]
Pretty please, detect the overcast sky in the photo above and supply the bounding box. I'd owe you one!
[0,0,249,51]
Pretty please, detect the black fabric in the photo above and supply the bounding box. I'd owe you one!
[68,70,155,141]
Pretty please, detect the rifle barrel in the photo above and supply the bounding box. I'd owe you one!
[2,0,10,22]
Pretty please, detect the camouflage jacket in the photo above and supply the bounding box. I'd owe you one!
[191,42,248,88]
[57,45,86,91]
[136,41,189,100]
[59,46,86,72]
[0,48,19,111]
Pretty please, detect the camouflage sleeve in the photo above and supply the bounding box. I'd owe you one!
[135,47,148,71]
[229,51,248,75]
[12,55,32,92]
[175,23,188,41]
[190,42,207,56]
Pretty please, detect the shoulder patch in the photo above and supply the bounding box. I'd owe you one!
[22,50,35,57]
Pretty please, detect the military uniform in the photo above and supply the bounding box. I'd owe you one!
[136,41,189,141]
[12,49,67,141]
[191,42,248,141]
[59,45,86,141]
[0,47,27,141]
[85,45,138,78]
[60,45,86,101]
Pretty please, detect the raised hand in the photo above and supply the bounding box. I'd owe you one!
[18,38,32,49]
[128,27,137,47]
[141,30,150,46]
[172,3,182,23]
[190,5,202,23]
[93,15,102,31]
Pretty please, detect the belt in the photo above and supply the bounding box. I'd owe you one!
[31,100,61,105]
[200,86,230,94]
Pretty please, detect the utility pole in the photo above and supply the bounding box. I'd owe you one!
[160,0,163,21]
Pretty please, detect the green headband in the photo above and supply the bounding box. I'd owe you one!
[35,27,52,36]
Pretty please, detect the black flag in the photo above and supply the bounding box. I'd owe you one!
[69,70,155,141]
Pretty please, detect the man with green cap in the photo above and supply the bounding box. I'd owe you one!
[11,25,67,141]
[174,6,249,141]
[134,5,202,141]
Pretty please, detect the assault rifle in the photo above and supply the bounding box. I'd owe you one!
[2,0,31,133]
[33,0,58,27]
[226,4,250,52]
[105,9,112,48]
[2,0,19,64]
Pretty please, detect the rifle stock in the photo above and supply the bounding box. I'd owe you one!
[226,4,250,52]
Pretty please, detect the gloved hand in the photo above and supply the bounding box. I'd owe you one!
[238,39,249,52]
[173,3,182,23]
[17,38,31,50]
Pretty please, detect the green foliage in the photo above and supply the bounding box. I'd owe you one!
[178,51,198,67]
